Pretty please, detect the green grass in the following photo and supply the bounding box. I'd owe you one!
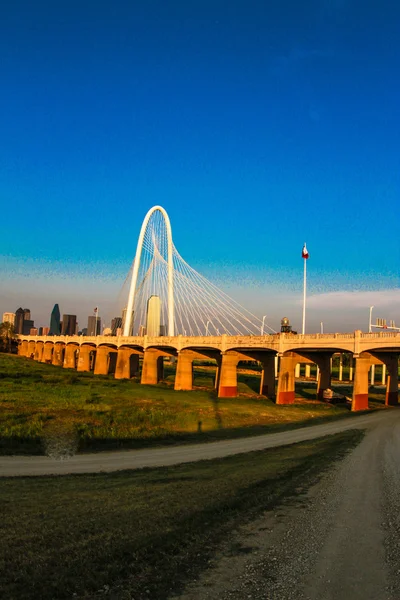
[0,429,364,599]
[0,354,385,455]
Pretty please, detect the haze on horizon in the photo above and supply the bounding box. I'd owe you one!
[1,1,399,333]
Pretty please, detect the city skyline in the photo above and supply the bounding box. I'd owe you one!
[0,1,399,332]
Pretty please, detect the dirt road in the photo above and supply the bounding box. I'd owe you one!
[0,411,385,477]
[172,408,400,600]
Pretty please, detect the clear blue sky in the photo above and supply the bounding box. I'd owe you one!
[1,0,399,330]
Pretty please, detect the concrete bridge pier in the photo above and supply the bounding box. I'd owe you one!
[259,354,276,398]
[53,343,65,366]
[352,354,371,411]
[114,348,140,379]
[174,350,194,390]
[42,343,54,364]
[77,345,94,372]
[141,349,165,385]
[64,344,78,369]
[94,346,117,375]
[18,340,29,357]
[218,353,239,397]
[276,354,296,404]
[34,342,44,362]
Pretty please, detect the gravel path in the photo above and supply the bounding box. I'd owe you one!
[171,408,400,600]
[0,412,386,477]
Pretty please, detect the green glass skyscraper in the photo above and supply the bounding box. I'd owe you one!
[49,304,61,335]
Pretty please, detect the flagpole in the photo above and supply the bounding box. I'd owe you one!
[302,253,306,335]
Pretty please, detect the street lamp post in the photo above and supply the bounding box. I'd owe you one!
[320,321,323,334]
[261,315,267,335]
[369,306,374,333]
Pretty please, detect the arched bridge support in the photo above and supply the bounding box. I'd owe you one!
[34,342,44,362]
[218,352,239,398]
[94,346,118,376]
[63,344,79,369]
[53,343,65,366]
[141,348,176,385]
[18,340,28,357]
[174,350,195,391]
[42,343,54,364]
[276,353,296,404]
[352,353,371,411]
[77,345,96,372]
[115,347,141,379]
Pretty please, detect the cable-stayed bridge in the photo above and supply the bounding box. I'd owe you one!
[119,205,276,337]
[17,206,400,412]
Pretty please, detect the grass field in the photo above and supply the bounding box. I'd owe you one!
[0,429,364,599]
[0,354,386,455]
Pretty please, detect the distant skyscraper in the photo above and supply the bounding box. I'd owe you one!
[42,327,50,336]
[121,307,134,335]
[2,312,15,326]
[87,316,101,336]
[146,295,161,337]
[61,314,77,336]
[23,320,34,335]
[38,327,43,335]
[23,308,31,321]
[30,328,38,335]
[111,317,122,336]
[14,308,25,334]
[49,304,61,335]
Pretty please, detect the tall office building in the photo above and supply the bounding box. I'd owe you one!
[111,317,122,336]
[2,312,15,326]
[146,295,161,337]
[49,304,61,335]
[14,308,25,334]
[42,326,50,336]
[23,308,31,321]
[121,307,134,335]
[23,320,34,335]
[61,314,77,336]
[87,315,101,336]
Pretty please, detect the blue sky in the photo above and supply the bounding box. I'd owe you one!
[1,0,399,332]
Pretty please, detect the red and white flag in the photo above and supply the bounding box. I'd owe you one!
[302,244,309,259]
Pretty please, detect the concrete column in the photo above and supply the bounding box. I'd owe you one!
[276,355,296,404]
[316,365,320,382]
[34,343,44,361]
[28,341,36,358]
[42,343,54,364]
[259,354,276,398]
[384,355,399,406]
[295,363,300,378]
[316,355,331,401]
[352,355,370,411]
[52,344,65,366]
[338,354,343,381]
[94,346,117,375]
[141,349,164,385]
[349,356,354,381]
[174,351,194,390]
[305,364,311,378]
[115,348,140,379]
[77,346,93,372]
[274,356,278,377]
[18,340,28,356]
[370,364,375,386]
[63,345,78,369]
[382,364,386,384]
[218,353,239,397]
